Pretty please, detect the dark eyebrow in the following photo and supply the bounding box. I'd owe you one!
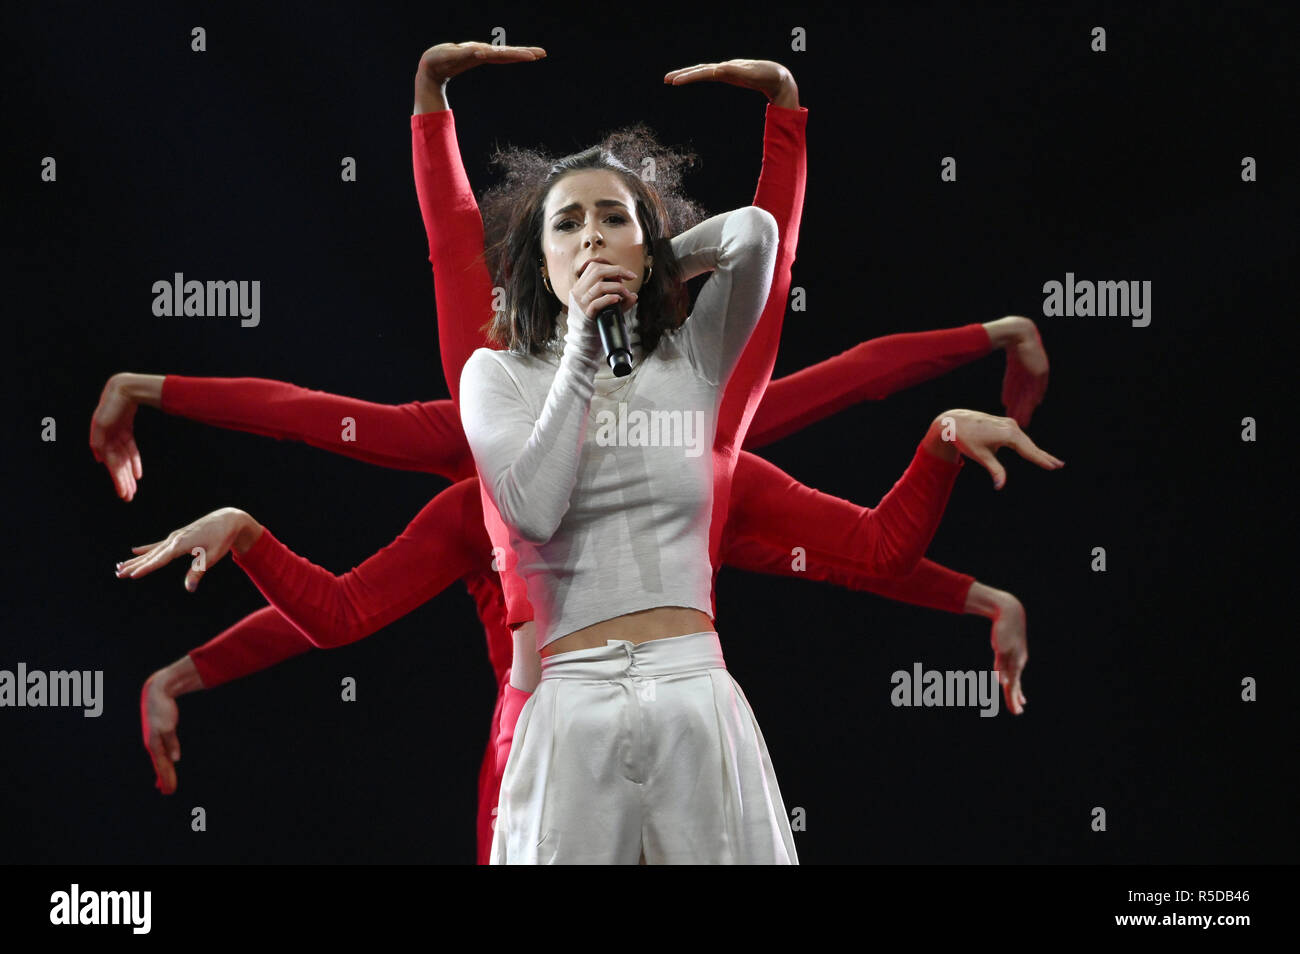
[550,199,630,219]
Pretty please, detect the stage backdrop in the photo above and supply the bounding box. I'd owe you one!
[3,0,1294,865]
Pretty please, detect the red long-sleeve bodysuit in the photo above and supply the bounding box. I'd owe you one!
[170,105,987,863]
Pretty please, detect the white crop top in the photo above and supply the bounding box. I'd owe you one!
[460,206,779,650]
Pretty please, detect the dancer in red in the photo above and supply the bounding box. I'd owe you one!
[104,43,1056,862]
[444,48,1057,862]
[407,49,1049,857]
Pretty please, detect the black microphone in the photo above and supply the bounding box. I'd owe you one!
[595,305,633,377]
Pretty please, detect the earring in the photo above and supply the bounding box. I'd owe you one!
[643,262,653,284]
[541,266,553,295]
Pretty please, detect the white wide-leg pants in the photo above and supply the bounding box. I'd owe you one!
[490,631,798,864]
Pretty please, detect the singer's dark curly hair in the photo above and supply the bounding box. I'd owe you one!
[478,123,709,356]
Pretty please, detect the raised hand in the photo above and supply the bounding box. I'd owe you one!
[115,508,261,592]
[927,409,1064,490]
[89,374,145,501]
[414,41,546,112]
[418,40,545,82]
[664,58,798,106]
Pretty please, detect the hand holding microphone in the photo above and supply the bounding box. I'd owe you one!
[570,261,639,376]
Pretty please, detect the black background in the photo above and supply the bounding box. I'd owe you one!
[3,0,1295,867]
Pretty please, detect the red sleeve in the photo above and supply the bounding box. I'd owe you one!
[411,108,534,628]
[477,671,510,866]
[188,604,314,689]
[189,495,511,699]
[714,104,807,456]
[411,109,495,405]
[709,103,809,570]
[725,447,964,580]
[719,530,974,616]
[495,682,532,777]
[161,376,473,482]
[189,572,513,691]
[230,478,485,647]
[744,324,993,450]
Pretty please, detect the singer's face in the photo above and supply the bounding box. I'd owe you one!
[541,169,648,312]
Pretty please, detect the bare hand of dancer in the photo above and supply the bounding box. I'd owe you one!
[89,373,163,501]
[989,592,1028,715]
[141,671,182,793]
[989,316,1049,428]
[924,409,1064,489]
[664,58,799,108]
[964,583,1029,715]
[114,508,263,591]
[414,41,546,113]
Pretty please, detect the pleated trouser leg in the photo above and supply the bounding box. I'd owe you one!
[490,631,797,865]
